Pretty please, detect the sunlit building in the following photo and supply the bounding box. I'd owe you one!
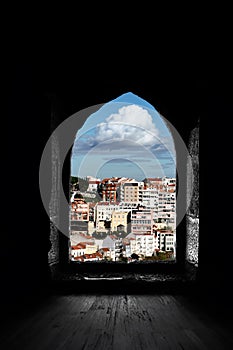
[111,211,128,232]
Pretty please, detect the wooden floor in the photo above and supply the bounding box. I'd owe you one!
[0,294,232,350]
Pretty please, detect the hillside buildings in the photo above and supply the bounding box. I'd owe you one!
[69,176,176,262]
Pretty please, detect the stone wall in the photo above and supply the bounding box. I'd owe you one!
[186,125,199,265]
[186,216,199,265]
[48,127,60,270]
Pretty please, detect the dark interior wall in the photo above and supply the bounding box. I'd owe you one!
[200,80,233,300]
[5,64,52,298]
[5,59,231,305]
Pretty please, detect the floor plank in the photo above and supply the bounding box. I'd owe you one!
[0,294,232,350]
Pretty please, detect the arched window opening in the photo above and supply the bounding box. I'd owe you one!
[69,93,177,264]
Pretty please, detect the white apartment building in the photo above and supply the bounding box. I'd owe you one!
[86,176,100,192]
[95,202,120,222]
[162,176,176,188]
[124,233,155,257]
[95,220,109,233]
[157,191,176,228]
[154,230,175,253]
[95,202,131,223]
[123,242,131,258]
[134,234,155,257]
[141,188,158,219]
[124,230,175,257]
[131,208,153,235]
[118,202,139,210]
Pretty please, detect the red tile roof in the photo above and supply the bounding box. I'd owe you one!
[147,177,162,181]
[74,256,85,261]
[83,252,103,259]
[74,252,104,261]
[157,230,174,234]
[102,178,110,182]
[71,240,95,250]
[96,202,120,206]
[71,243,86,250]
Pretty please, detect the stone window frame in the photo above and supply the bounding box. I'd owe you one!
[47,99,199,280]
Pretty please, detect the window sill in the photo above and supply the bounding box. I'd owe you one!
[50,262,197,294]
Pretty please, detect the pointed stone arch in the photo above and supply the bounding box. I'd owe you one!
[43,92,198,279]
[69,93,177,263]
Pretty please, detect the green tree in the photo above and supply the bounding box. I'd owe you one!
[92,231,107,239]
[112,231,119,236]
[74,193,83,199]
[131,253,139,260]
[70,176,78,184]
[119,255,128,263]
[112,230,127,238]
[157,252,168,260]
[118,231,127,238]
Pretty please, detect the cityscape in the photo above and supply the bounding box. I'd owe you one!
[69,92,176,263]
[69,175,176,262]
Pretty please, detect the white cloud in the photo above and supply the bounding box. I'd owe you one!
[92,104,160,147]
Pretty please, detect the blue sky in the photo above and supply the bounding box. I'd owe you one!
[71,92,176,180]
